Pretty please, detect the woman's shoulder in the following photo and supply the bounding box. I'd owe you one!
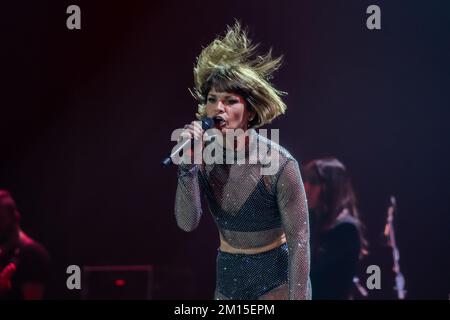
[254,131,297,163]
[19,233,49,258]
[329,214,361,240]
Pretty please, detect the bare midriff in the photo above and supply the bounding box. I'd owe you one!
[219,232,287,254]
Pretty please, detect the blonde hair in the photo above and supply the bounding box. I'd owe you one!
[192,22,287,128]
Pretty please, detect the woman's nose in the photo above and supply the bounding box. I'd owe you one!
[215,100,225,112]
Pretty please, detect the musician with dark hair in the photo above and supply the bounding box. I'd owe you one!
[303,158,368,300]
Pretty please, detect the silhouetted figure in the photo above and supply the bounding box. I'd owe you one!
[0,190,50,300]
[303,158,368,300]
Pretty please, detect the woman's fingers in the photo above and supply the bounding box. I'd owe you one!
[179,128,192,140]
[190,121,202,133]
[189,121,204,139]
[179,121,204,141]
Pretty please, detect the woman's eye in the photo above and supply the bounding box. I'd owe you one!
[207,98,216,103]
[227,99,238,105]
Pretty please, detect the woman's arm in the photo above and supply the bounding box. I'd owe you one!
[276,159,311,300]
[174,164,203,232]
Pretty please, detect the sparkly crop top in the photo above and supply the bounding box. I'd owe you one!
[174,133,311,299]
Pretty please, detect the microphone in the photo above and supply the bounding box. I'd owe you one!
[161,117,215,167]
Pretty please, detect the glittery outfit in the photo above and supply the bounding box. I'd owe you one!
[174,133,311,300]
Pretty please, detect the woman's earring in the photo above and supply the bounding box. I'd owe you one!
[248,117,254,128]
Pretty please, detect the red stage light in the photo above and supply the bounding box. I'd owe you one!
[115,279,126,287]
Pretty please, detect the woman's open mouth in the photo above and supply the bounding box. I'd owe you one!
[214,116,226,128]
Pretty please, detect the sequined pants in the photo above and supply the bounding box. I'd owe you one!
[215,243,289,299]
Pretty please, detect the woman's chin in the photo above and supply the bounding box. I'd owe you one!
[218,126,230,134]
[220,125,248,133]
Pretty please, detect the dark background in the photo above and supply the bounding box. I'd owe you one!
[1,0,449,299]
